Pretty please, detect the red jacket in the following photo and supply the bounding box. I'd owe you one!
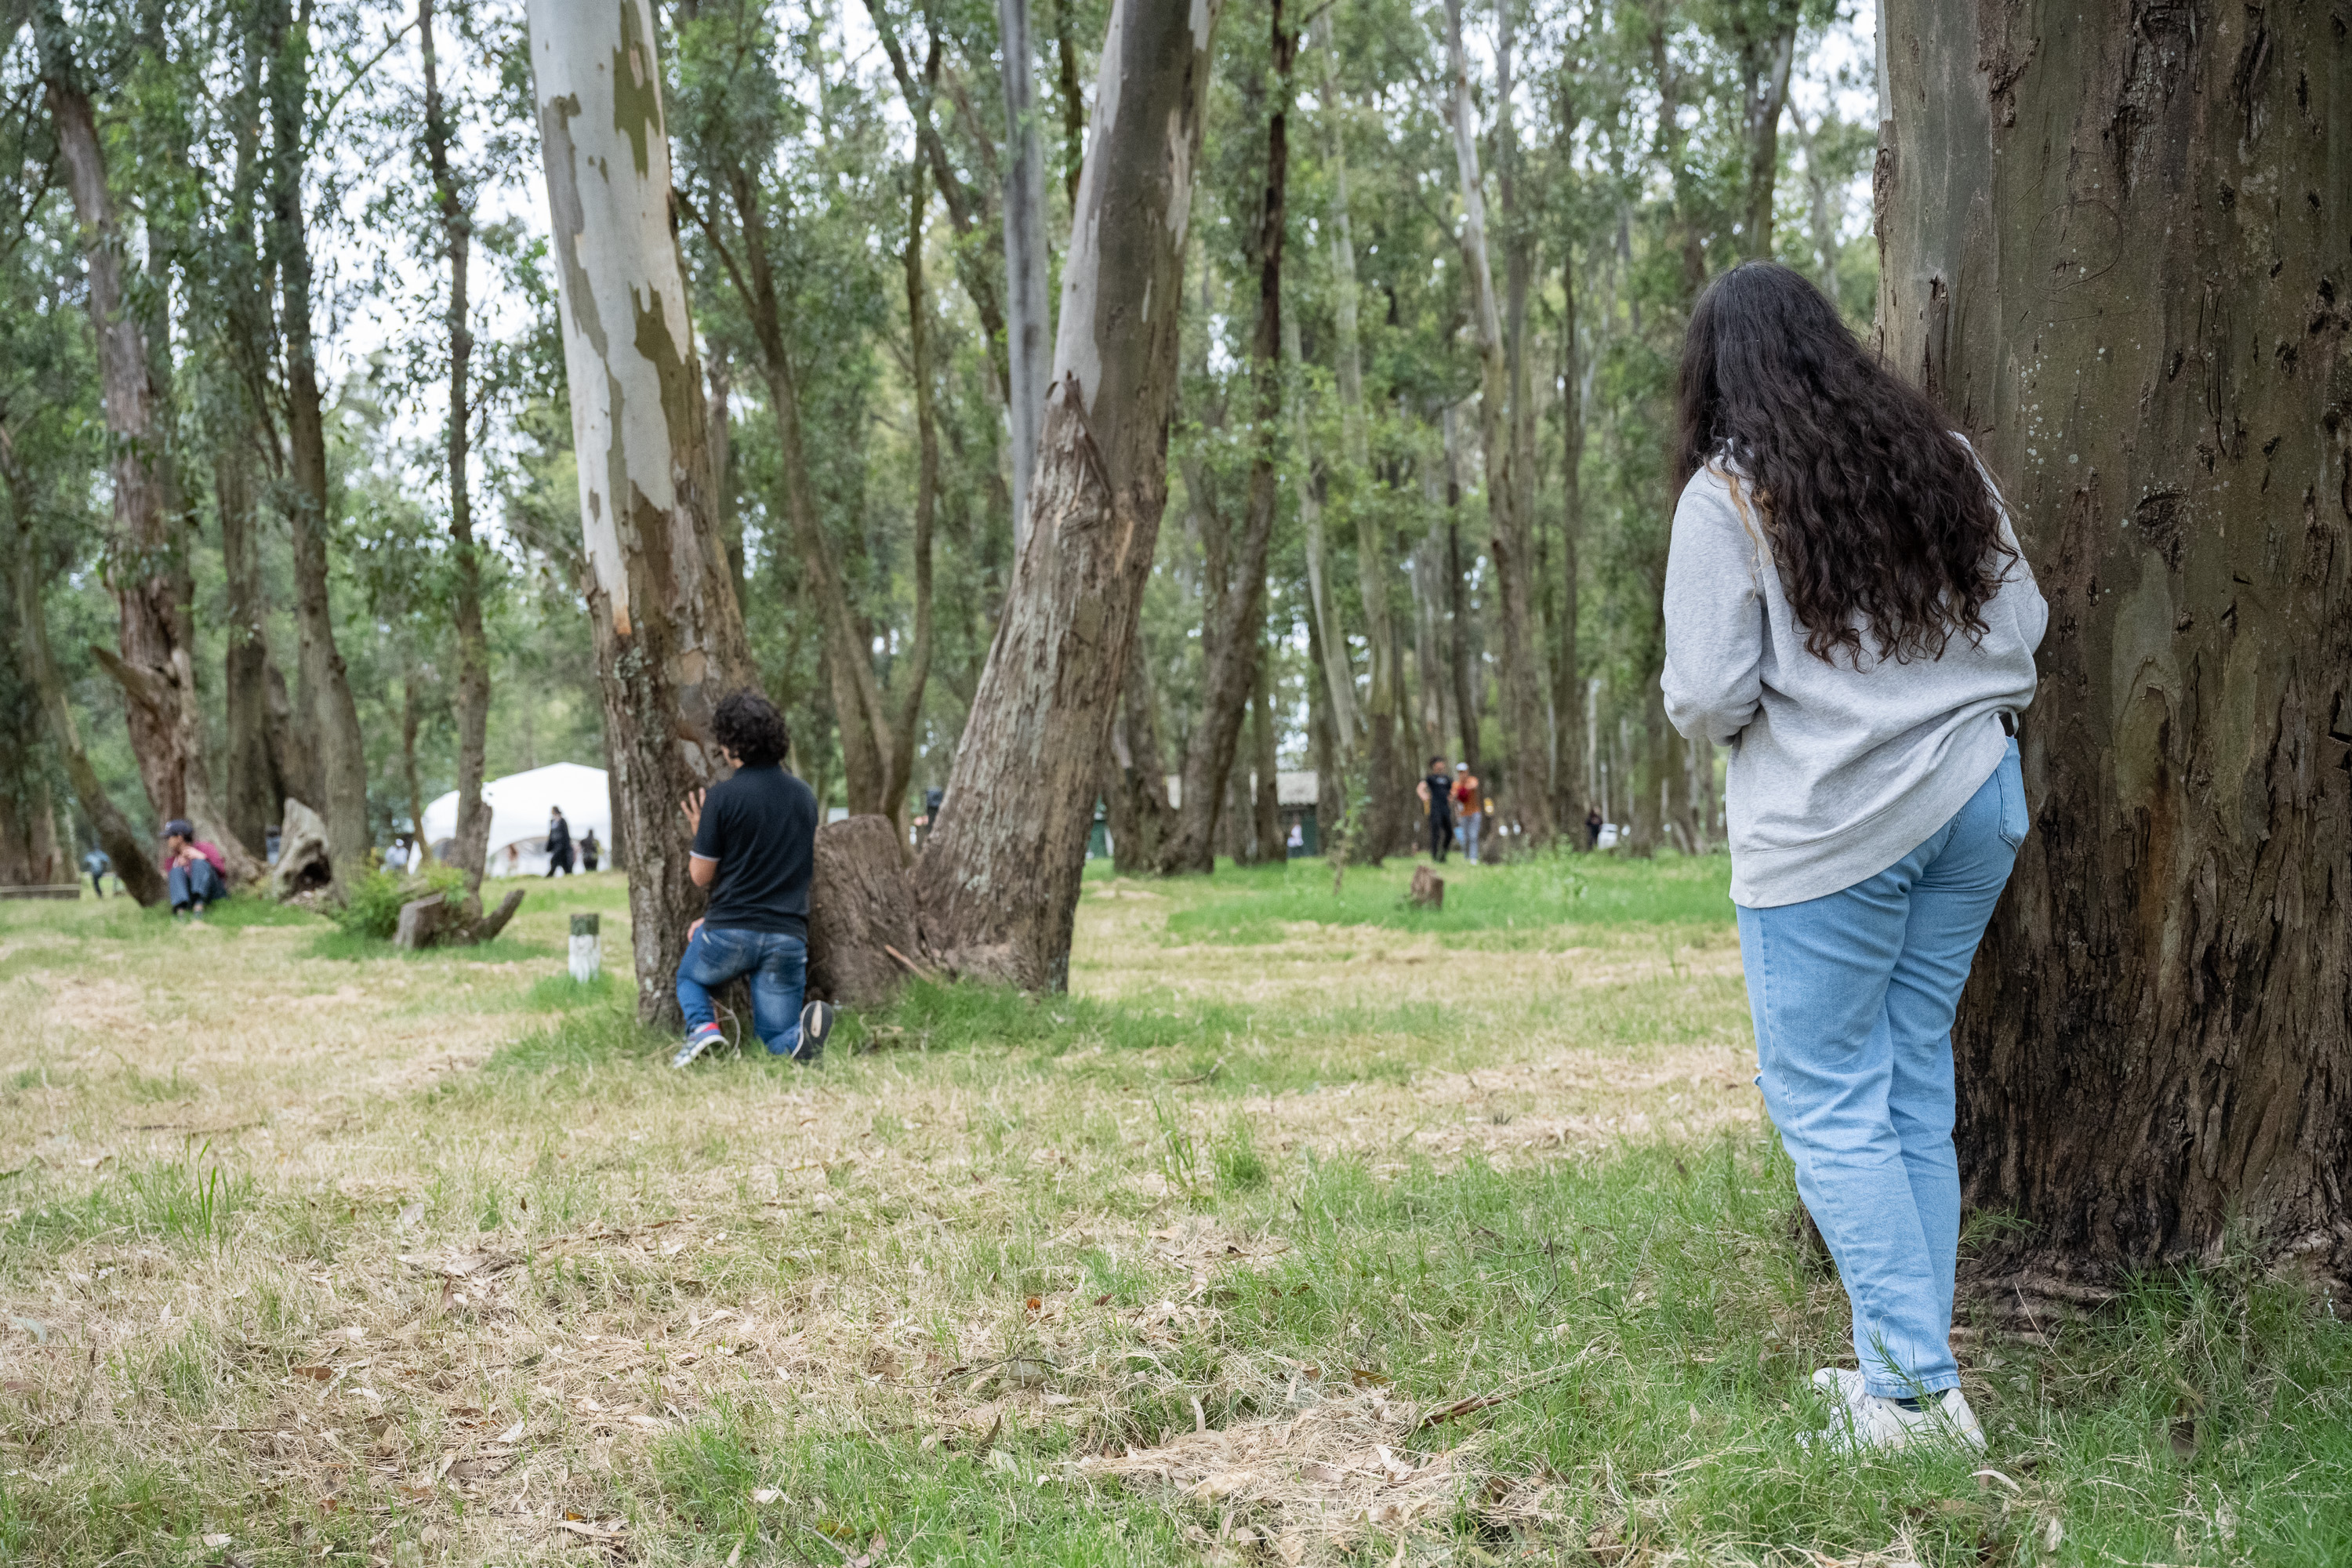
[162,840,227,877]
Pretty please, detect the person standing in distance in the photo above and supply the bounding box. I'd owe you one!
[1450,763,1483,865]
[544,807,574,876]
[673,691,834,1068]
[1414,757,1455,864]
[1662,263,2045,1454]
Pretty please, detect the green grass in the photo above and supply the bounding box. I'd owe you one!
[1160,849,1737,946]
[1,855,2345,1565]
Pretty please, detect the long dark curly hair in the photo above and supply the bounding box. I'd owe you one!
[712,691,793,768]
[1674,262,2014,666]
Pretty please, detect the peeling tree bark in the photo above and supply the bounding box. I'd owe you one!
[527,0,760,1022]
[914,0,1223,989]
[1880,0,2352,1297]
[1443,0,1552,847]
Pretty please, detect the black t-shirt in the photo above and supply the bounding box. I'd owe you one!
[1425,775,1455,819]
[691,764,818,937]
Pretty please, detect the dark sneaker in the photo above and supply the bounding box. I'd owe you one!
[672,1022,724,1069]
[789,1000,834,1063]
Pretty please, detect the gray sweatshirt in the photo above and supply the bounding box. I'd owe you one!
[1661,451,2047,907]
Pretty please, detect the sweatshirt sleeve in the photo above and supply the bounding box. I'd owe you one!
[1661,470,1766,748]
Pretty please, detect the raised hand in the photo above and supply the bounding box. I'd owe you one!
[681,787,707,835]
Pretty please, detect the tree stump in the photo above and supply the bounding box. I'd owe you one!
[394,894,448,949]
[269,799,334,900]
[1408,866,1445,910]
[807,815,924,1008]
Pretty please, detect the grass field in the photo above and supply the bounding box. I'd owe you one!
[0,854,2343,1566]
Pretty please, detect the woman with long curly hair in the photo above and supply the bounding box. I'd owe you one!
[1663,263,2047,1453]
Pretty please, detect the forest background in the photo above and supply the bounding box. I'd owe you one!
[0,0,1876,885]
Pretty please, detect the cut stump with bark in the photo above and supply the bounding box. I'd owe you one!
[807,815,923,1009]
[394,895,450,950]
[1409,866,1444,910]
[270,800,333,901]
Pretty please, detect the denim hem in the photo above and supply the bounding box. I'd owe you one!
[1863,1373,1960,1400]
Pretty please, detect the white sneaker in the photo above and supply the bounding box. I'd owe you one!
[672,1022,724,1069]
[1806,1373,1985,1454]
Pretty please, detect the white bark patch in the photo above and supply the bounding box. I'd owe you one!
[528,0,695,636]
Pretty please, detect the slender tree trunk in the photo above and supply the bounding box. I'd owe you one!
[1284,308,1359,751]
[1104,650,1174,875]
[527,0,761,1022]
[883,165,939,833]
[688,163,895,818]
[1882,0,2352,1296]
[2,431,167,907]
[707,348,746,605]
[996,0,1051,557]
[1050,0,1084,208]
[1552,244,1584,829]
[217,436,280,852]
[263,0,372,883]
[420,0,494,898]
[1162,3,1291,875]
[400,672,427,866]
[1795,108,1842,298]
[913,0,1224,989]
[1441,402,1480,777]
[1250,626,1282,861]
[1316,6,1399,864]
[1740,25,1795,259]
[1305,605,1341,846]
[1495,0,1539,615]
[863,0,1012,405]
[1443,0,1550,846]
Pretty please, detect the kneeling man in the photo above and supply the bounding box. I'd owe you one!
[673,692,835,1067]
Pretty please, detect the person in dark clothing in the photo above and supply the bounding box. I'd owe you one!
[673,691,835,1068]
[160,819,228,916]
[1586,805,1605,850]
[1415,757,1455,863]
[544,808,574,876]
[579,829,600,873]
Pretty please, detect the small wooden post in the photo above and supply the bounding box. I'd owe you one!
[569,913,601,983]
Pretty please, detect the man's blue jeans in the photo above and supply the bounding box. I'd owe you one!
[1735,739,2027,1399]
[676,926,808,1055]
[167,858,227,911]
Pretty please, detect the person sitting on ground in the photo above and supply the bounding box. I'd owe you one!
[1661,261,2044,1453]
[673,691,834,1068]
[544,807,574,877]
[160,820,228,919]
[578,829,601,873]
[1414,756,1455,863]
[1451,763,1484,865]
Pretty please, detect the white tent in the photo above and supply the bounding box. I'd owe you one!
[419,762,613,877]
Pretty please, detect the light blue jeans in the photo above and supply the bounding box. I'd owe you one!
[1460,812,1483,864]
[1736,740,2027,1399]
[676,926,808,1055]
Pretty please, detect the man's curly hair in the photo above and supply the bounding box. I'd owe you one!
[712,691,793,768]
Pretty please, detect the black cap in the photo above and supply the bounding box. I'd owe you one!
[163,818,194,839]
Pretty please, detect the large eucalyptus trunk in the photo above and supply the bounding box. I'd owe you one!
[217,437,281,852]
[1550,243,1584,829]
[421,0,494,898]
[528,0,760,1022]
[1880,0,2352,1297]
[34,16,191,829]
[2,436,166,907]
[1442,0,1552,847]
[263,0,372,884]
[913,0,1222,989]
